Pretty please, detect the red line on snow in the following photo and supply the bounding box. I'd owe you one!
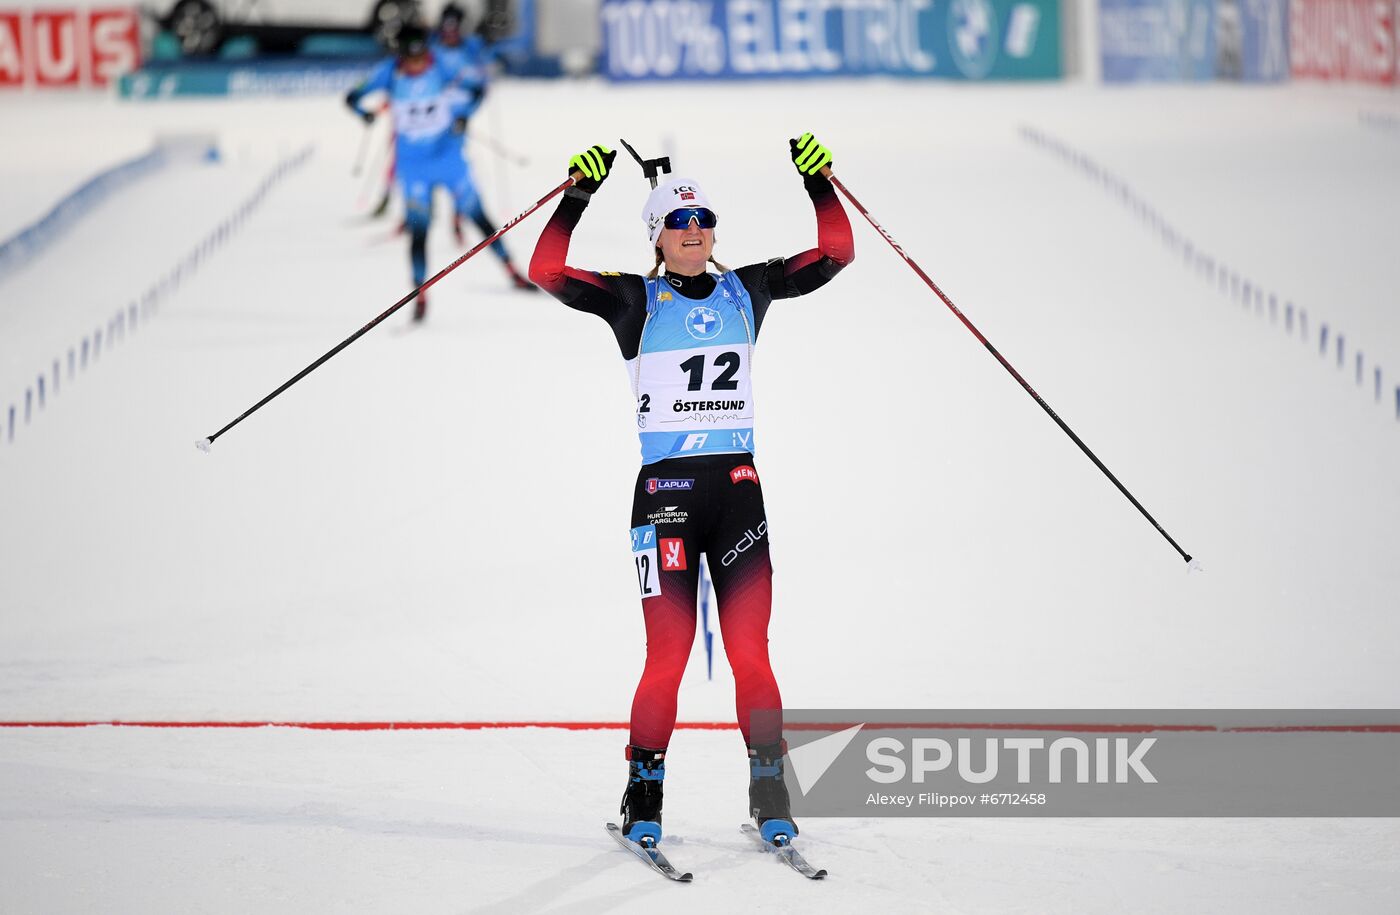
[1222,724,1400,733]
[787,722,1218,733]
[1,721,1397,733]
[0,720,684,731]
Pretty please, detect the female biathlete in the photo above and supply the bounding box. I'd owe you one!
[528,135,854,847]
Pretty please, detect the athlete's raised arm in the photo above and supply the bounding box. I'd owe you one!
[733,134,855,329]
[529,145,650,357]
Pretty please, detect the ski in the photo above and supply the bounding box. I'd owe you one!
[605,823,693,882]
[740,824,828,879]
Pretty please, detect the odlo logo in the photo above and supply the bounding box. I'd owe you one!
[721,521,767,567]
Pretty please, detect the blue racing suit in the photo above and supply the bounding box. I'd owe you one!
[347,55,506,285]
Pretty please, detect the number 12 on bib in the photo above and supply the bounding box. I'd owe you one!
[630,524,660,599]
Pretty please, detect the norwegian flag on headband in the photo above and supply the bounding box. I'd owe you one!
[643,177,713,243]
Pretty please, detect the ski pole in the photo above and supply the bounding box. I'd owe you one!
[470,132,530,168]
[369,133,397,218]
[824,168,1196,566]
[352,104,387,179]
[351,122,373,177]
[196,171,582,453]
[355,134,386,209]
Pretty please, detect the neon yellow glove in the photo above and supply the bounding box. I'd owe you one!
[569,145,617,193]
[790,132,832,176]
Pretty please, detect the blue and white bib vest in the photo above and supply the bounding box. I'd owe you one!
[627,272,756,465]
[385,63,462,162]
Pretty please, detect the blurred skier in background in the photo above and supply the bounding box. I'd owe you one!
[368,3,496,223]
[432,2,494,88]
[529,135,854,848]
[431,2,509,250]
[345,24,532,322]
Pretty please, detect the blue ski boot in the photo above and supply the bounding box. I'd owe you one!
[749,742,798,843]
[621,745,666,845]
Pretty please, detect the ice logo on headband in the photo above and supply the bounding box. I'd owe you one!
[685,305,723,341]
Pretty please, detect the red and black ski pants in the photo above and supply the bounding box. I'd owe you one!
[627,453,782,750]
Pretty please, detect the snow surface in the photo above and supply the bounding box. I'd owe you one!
[2,78,1399,912]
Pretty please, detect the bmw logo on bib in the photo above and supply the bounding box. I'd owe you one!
[685,305,723,341]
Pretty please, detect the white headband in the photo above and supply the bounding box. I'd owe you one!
[641,177,715,245]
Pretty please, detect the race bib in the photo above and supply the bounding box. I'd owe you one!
[630,524,660,600]
[393,96,452,141]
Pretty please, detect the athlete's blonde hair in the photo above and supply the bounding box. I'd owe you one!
[646,246,730,280]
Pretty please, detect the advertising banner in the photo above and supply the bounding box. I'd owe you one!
[1290,0,1396,84]
[599,0,1063,81]
[118,58,378,99]
[1216,0,1290,79]
[0,5,139,89]
[1099,0,1217,80]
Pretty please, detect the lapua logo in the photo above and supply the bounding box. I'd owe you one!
[645,477,694,494]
